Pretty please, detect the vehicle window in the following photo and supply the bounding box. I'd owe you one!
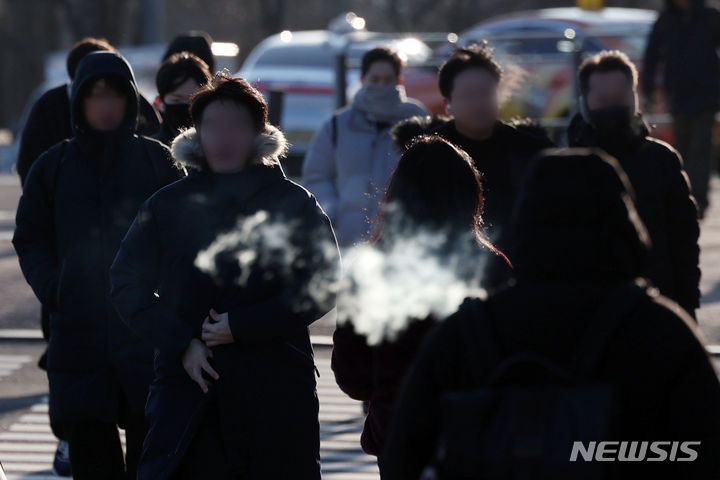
[472,28,650,59]
[256,45,334,67]
[586,34,648,58]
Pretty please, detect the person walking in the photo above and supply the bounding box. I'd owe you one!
[332,135,511,461]
[302,47,427,248]
[380,150,720,480]
[110,74,340,480]
[13,51,183,480]
[643,0,720,218]
[569,50,700,319]
[392,44,554,256]
[153,52,211,146]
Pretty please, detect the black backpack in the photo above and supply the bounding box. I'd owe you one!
[433,283,647,480]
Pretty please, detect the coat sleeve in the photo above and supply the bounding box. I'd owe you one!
[16,97,58,187]
[110,199,195,356]
[301,118,340,221]
[12,152,59,309]
[662,147,701,317]
[227,197,341,345]
[642,14,667,102]
[331,321,373,401]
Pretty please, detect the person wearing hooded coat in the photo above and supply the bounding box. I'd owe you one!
[642,0,720,218]
[17,37,162,187]
[12,51,183,480]
[569,50,700,319]
[379,150,720,480]
[109,74,340,480]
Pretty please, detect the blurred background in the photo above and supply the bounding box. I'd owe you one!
[0,0,683,175]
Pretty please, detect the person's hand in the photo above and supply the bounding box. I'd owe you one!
[419,466,438,480]
[182,338,219,393]
[201,309,235,347]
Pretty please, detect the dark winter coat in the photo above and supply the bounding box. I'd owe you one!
[568,113,701,316]
[12,51,183,425]
[380,150,720,480]
[332,315,435,457]
[109,124,340,480]
[380,281,720,480]
[391,116,554,253]
[643,0,720,115]
[17,82,162,186]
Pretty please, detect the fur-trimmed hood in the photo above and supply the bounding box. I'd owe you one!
[170,124,289,172]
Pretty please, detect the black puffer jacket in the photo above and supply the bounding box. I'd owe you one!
[110,124,340,480]
[643,0,720,115]
[392,116,554,253]
[568,112,700,317]
[12,51,183,424]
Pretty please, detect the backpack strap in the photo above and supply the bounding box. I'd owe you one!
[570,282,647,378]
[331,113,338,149]
[41,140,68,209]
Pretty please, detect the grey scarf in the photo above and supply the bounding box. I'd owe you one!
[353,84,420,124]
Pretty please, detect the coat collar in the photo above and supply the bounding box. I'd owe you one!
[170,124,289,172]
[567,112,649,151]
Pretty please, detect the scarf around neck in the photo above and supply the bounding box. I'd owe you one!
[352,84,420,124]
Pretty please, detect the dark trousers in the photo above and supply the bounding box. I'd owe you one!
[171,399,243,480]
[673,110,715,218]
[38,303,66,441]
[65,412,145,480]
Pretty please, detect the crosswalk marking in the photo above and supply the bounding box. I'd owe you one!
[0,355,31,380]
[0,356,379,479]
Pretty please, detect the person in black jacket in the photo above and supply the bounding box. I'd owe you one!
[392,44,554,256]
[569,50,700,319]
[331,136,511,460]
[642,0,720,218]
[153,52,211,146]
[16,39,163,404]
[17,37,162,186]
[16,47,162,454]
[109,74,340,480]
[13,51,183,480]
[12,36,122,480]
[380,150,720,480]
